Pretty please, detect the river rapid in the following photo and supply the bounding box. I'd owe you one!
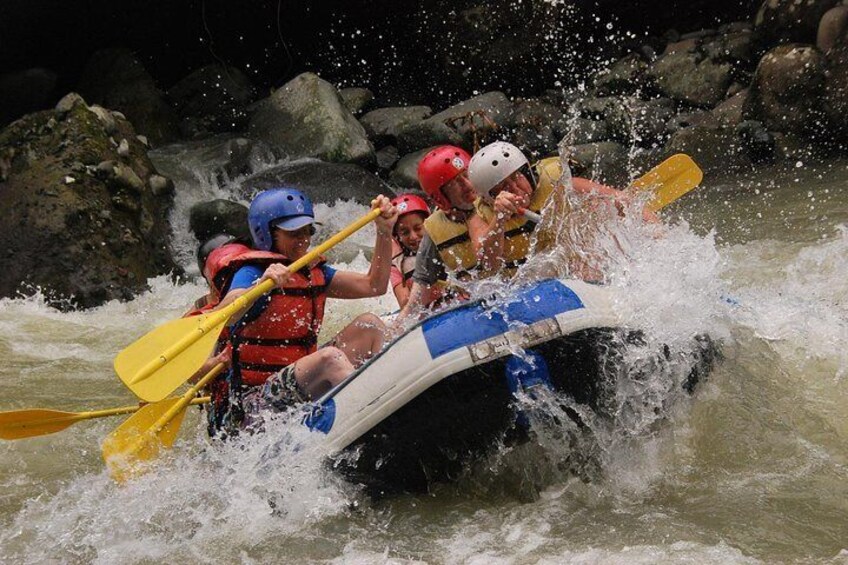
[1,140,847,564]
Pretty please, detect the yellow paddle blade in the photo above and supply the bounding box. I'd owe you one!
[629,154,703,212]
[0,409,84,440]
[101,398,188,482]
[114,312,224,402]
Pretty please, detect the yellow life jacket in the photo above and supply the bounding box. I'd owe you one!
[473,157,559,275]
[422,209,478,279]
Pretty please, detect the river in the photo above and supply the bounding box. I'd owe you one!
[1,141,846,563]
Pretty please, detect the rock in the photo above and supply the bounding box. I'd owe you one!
[248,72,375,165]
[735,120,776,163]
[117,138,130,157]
[77,48,179,145]
[148,174,174,196]
[239,159,391,204]
[754,0,840,48]
[89,105,117,134]
[0,68,58,126]
[375,145,400,171]
[666,111,721,134]
[564,142,630,186]
[648,49,733,107]
[55,93,86,116]
[396,119,465,155]
[410,91,514,151]
[188,199,250,241]
[0,98,178,308]
[570,97,617,120]
[604,97,675,147]
[509,99,564,156]
[823,46,848,139]
[680,29,717,41]
[388,147,433,188]
[702,31,756,67]
[664,125,751,175]
[593,53,650,96]
[663,38,700,56]
[167,64,256,137]
[556,117,612,145]
[712,89,749,127]
[743,44,826,136]
[818,6,848,51]
[339,87,375,115]
[360,106,432,147]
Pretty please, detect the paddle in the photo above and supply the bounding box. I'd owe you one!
[0,397,210,440]
[102,363,223,482]
[114,208,383,403]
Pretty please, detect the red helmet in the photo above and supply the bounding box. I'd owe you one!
[391,194,431,218]
[417,145,471,211]
[203,242,252,294]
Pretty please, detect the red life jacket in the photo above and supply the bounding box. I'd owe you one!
[227,251,329,387]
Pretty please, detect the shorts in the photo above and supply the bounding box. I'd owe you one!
[216,364,308,435]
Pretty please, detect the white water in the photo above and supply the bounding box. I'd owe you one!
[1,141,847,563]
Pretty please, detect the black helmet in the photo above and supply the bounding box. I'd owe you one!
[196,233,238,273]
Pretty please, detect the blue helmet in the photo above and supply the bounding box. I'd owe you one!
[248,188,315,251]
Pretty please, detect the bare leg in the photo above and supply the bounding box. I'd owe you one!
[331,313,387,367]
[292,346,354,399]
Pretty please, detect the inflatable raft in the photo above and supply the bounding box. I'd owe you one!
[303,278,716,493]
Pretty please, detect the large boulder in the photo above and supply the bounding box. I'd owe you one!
[593,53,651,96]
[188,199,250,241]
[754,0,840,48]
[648,48,733,107]
[248,73,375,165]
[77,48,179,146]
[359,106,432,147]
[823,46,848,139]
[664,125,752,175]
[339,87,374,115]
[604,97,675,147]
[0,93,179,309]
[556,117,612,145]
[566,142,630,186]
[818,6,848,51]
[388,147,433,188]
[167,64,256,137]
[397,91,514,154]
[509,99,564,157]
[712,89,749,126]
[238,159,391,204]
[0,68,59,127]
[743,44,826,136]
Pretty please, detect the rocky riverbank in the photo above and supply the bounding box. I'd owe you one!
[1,0,847,308]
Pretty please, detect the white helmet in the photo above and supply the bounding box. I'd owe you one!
[468,141,530,199]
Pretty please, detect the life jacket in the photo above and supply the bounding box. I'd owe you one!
[391,247,417,289]
[422,209,478,282]
[473,158,558,276]
[227,251,328,387]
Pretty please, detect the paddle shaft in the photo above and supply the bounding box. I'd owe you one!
[129,208,384,386]
[146,363,223,438]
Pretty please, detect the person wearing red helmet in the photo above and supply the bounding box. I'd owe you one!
[389,194,432,308]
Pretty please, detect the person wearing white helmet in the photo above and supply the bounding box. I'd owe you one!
[467,141,648,276]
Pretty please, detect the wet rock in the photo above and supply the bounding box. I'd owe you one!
[248,72,375,165]
[148,174,174,196]
[375,145,400,171]
[117,138,130,157]
[666,111,721,134]
[570,97,616,120]
[712,89,749,127]
[339,87,375,115]
[743,44,826,137]
[823,46,848,139]
[0,68,59,127]
[664,125,751,175]
[0,96,179,308]
[189,199,251,241]
[556,117,612,145]
[593,53,650,96]
[565,142,630,186]
[360,106,433,147]
[509,99,564,156]
[89,105,117,134]
[648,49,733,107]
[702,31,756,68]
[754,0,840,48]
[818,6,848,51]
[398,91,514,154]
[55,93,86,116]
[239,159,391,204]
[389,147,433,188]
[78,48,179,145]
[604,97,675,147]
[167,64,256,137]
[735,120,776,163]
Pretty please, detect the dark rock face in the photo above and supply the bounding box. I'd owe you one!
[339,88,375,115]
[567,142,630,186]
[77,48,179,146]
[593,54,651,96]
[817,6,848,51]
[239,160,392,204]
[664,124,752,174]
[648,48,734,107]
[248,72,375,165]
[0,68,58,127]
[388,147,433,188]
[743,44,826,137]
[359,106,433,147]
[189,199,250,242]
[0,93,179,309]
[167,64,256,138]
[754,0,840,48]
